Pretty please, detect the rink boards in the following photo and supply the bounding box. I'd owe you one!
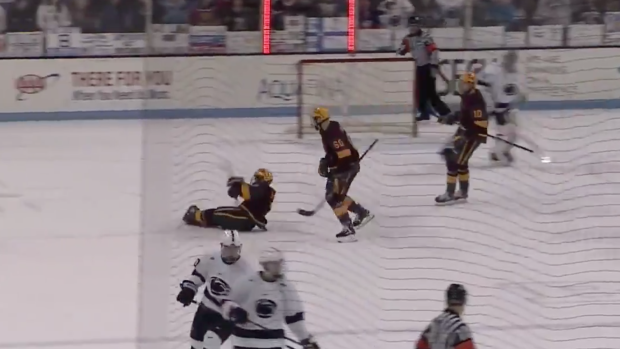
[1,48,620,121]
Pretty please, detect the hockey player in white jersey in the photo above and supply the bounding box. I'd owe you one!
[176,230,254,349]
[220,247,320,349]
[415,284,476,349]
[477,51,528,165]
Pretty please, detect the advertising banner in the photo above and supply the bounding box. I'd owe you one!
[6,32,44,57]
[80,33,115,55]
[113,33,147,55]
[0,50,618,116]
[226,32,261,54]
[604,12,620,44]
[305,17,348,52]
[189,26,227,54]
[45,27,83,56]
[151,24,189,54]
[271,16,306,53]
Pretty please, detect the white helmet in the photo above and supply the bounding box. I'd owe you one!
[259,247,284,278]
[221,230,242,263]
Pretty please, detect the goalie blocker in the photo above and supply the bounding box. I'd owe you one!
[183,169,276,231]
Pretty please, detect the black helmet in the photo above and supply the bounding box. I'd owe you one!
[446,283,467,306]
[408,15,421,26]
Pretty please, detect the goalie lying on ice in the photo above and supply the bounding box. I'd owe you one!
[183,168,276,231]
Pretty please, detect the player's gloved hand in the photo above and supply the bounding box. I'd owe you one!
[301,336,320,349]
[438,112,457,125]
[229,306,249,324]
[318,158,329,178]
[222,300,249,324]
[176,281,197,306]
[227,176,244,187]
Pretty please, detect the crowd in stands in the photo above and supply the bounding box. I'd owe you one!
[0,0,617,33]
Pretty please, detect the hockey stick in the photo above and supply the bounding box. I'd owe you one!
[190,301,299,347]
[487,134,533,153]
[297,139,379,217]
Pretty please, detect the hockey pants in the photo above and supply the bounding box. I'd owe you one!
[416,65,451,118]
[202,206,258,232]
[190,303,233,349]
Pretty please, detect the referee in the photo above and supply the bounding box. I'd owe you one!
[397,16,451,121]
[415,284,476,349]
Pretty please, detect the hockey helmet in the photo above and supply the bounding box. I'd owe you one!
[221,230,242,263]
[408,15,422,34]
[446,283,467,306]
[312,107,330,130]
[458,72,476,94]
[259,247,285,278]
[252,168,273,185]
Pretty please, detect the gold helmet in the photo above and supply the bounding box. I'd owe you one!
[252,168,273,184]
[458,72,476,94]
[311,107,330,130]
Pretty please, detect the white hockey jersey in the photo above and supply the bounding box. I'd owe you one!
[225,272,310,348]
[477,61,526,114]
[183,252,255,313]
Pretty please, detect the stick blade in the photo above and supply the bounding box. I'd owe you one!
[297,209,316,216]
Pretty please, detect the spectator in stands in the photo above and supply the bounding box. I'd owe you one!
[359,0,382,28]
[7,0,38,32]
[189,0,223,25]
[36,0,71,30]
[409,0,446,27]
[532,0,571,24]
[117,0,147,32]
[0,5,6,33]
[317,0,347,17]
[377,0,414,27]
[223,0,259,30]
[100,0,123,32]
[160,0,192,24]
[68,0,99,33]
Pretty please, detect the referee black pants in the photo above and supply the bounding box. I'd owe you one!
[416,65,451,117]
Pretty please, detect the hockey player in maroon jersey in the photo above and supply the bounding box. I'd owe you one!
[183,169,276,231]
[311,107,374,242]
[436,72,488,205]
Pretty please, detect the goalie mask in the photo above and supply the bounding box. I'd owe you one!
[259,247,285,278]
[311,107,330,130]
[221,230,242,264]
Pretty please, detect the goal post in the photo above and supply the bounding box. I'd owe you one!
[296,57,418,138]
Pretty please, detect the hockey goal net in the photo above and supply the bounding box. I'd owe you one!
[296,57,418,137]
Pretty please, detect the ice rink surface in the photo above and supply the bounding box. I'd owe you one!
[1,110,620,349]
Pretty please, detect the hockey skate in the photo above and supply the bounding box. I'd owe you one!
[454,190,468,203]
[489,151,513,166]
[336,225,357,243]
[435,192,456,206]
[353,209,375,229]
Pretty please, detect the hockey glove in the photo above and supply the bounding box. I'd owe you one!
[227,176,244,187]
[301,336,320,349]
[222,300,249,324]
[318,158,329,178]
[176,281,197,306]
[438,112,457,125]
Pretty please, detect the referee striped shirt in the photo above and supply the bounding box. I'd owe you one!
[416,309,475,349]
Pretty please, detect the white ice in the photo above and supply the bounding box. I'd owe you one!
[1,111,620,349]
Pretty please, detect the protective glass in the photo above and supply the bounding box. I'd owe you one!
[221,245,241,262]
